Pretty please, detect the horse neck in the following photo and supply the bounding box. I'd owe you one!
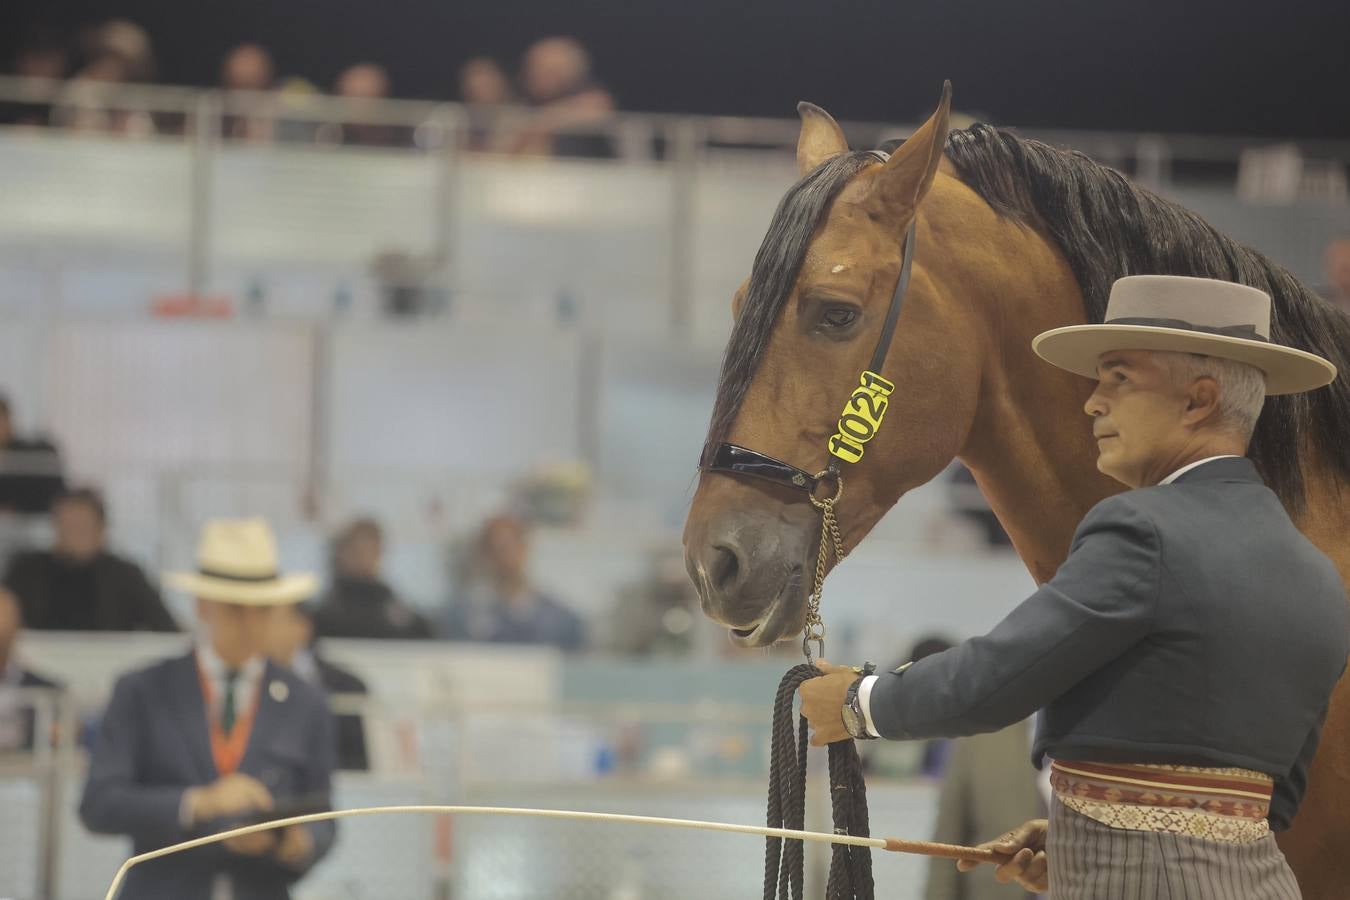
[1290,452,1350,584]
[940,196,1122,583]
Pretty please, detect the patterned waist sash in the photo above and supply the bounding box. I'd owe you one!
[1050,759,1274,844]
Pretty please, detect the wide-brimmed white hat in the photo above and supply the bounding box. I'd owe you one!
[1032,275,1337,395]
[165,517,317,606]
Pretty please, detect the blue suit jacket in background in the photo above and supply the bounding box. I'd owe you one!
[80,652,338,900]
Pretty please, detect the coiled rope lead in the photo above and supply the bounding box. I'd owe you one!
[765,663,875,900]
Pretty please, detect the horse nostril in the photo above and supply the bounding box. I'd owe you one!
[710,543,742,592]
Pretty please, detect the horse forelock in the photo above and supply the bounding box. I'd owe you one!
[704,150,878,451]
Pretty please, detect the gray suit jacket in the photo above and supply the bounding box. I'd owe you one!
[80,653,338,900]
[870,457,1348,830]
[924,720,1045,900]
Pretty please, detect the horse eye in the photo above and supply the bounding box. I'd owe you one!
[821,307,858,329]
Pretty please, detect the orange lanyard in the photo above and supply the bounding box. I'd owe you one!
[196,660,259,775]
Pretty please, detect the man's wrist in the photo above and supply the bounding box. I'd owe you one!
[856,675,882,739]
[842,664,879,740]
[180,787,204,828]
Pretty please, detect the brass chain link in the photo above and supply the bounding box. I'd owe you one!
[803,470,846,661]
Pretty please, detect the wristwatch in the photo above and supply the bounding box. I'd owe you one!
[841,663,877,740]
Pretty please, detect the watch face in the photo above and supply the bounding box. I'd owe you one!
[841,705,864,737]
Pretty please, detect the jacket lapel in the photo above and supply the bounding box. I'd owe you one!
[240,660,286,773]
[167,652,217,781]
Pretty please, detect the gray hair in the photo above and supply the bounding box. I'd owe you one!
[1156,351,1267,440]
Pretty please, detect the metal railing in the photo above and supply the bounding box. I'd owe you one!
[3,682,923,900]
[3,74,1348,336]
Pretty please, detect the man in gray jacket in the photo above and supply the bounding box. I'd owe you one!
[801,276,1347,897]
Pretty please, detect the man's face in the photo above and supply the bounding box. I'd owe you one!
[1325,239,1350,297]
[53,500,105,562]
[222,45,273,91]
[1083,350,1192,487]
[484,519,529,583]
[262,605,311,667]
[336,532,382,580]
[199,599,279,667]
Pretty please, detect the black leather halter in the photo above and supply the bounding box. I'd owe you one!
[698,218,918,494]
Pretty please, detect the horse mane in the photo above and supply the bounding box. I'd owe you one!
[706,124,1350,511]
[945,124,1350,510]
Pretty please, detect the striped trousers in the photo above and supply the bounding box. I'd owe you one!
[1047,795,1303,899]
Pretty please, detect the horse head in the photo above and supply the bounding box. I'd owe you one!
[683,84,1002,647]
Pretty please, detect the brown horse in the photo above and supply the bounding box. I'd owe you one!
[681,84,1350,896]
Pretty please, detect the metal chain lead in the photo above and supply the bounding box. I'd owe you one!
[804,470,846,661]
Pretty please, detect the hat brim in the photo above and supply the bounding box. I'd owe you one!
[164,571,318,606]
[1032,325,1337,396]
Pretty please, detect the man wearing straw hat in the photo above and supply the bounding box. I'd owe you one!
[802,276,1348,897]
[81,518,337,900]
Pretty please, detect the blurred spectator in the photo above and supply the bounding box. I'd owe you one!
[458,56,514,151]
[946,463,1012,549]
[266,602,369,771]
[861,634,959,780]
[313,517,431,640]
[0,393,66,515]
[82,19,156,83]
[222,42,275,92]
[3,487,178,632]
[332,62,402,147]
[220,42,277,142]
[923,718,1046,900]
[605,546,698,656]
[370,250,443,316]
[441,514,586,651]
[510,36,616,158]
[0,26,69,126]
[52,52,156,136]
[1319,236,1350,316]
[0,586,63,753]
[910,635,957,776]
[81,518,334,900]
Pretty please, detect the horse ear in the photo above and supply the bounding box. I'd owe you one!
[796,102,849,176]
[869,81,952,218]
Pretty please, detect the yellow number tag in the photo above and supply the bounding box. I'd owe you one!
[828,371,894,464]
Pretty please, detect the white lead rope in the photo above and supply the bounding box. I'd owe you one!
[103,803,1008,900]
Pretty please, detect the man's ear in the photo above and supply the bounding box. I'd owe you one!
[1183,377,1222,426]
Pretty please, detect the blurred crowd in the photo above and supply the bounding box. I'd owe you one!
[1,19,617,155]
[0,378,704,895]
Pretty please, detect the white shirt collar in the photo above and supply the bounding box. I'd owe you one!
[195,642,265,681]
[1160,455,1241,485]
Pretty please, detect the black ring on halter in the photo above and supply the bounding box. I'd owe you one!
[699,215,918,496]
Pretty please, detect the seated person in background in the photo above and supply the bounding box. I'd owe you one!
[332,63,404,147]
[458,56,515,152]
[1318,235,1350,316]
[604,546,699,656]
[509,37,616,158]
[945,463,1012,549]
[266,602,369,771]
[441,514,586,652]
[0,393,66,515]
[80,518,336,900]
[0,586,63,753]
[4,487,178,632]
[313,517,431,640]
